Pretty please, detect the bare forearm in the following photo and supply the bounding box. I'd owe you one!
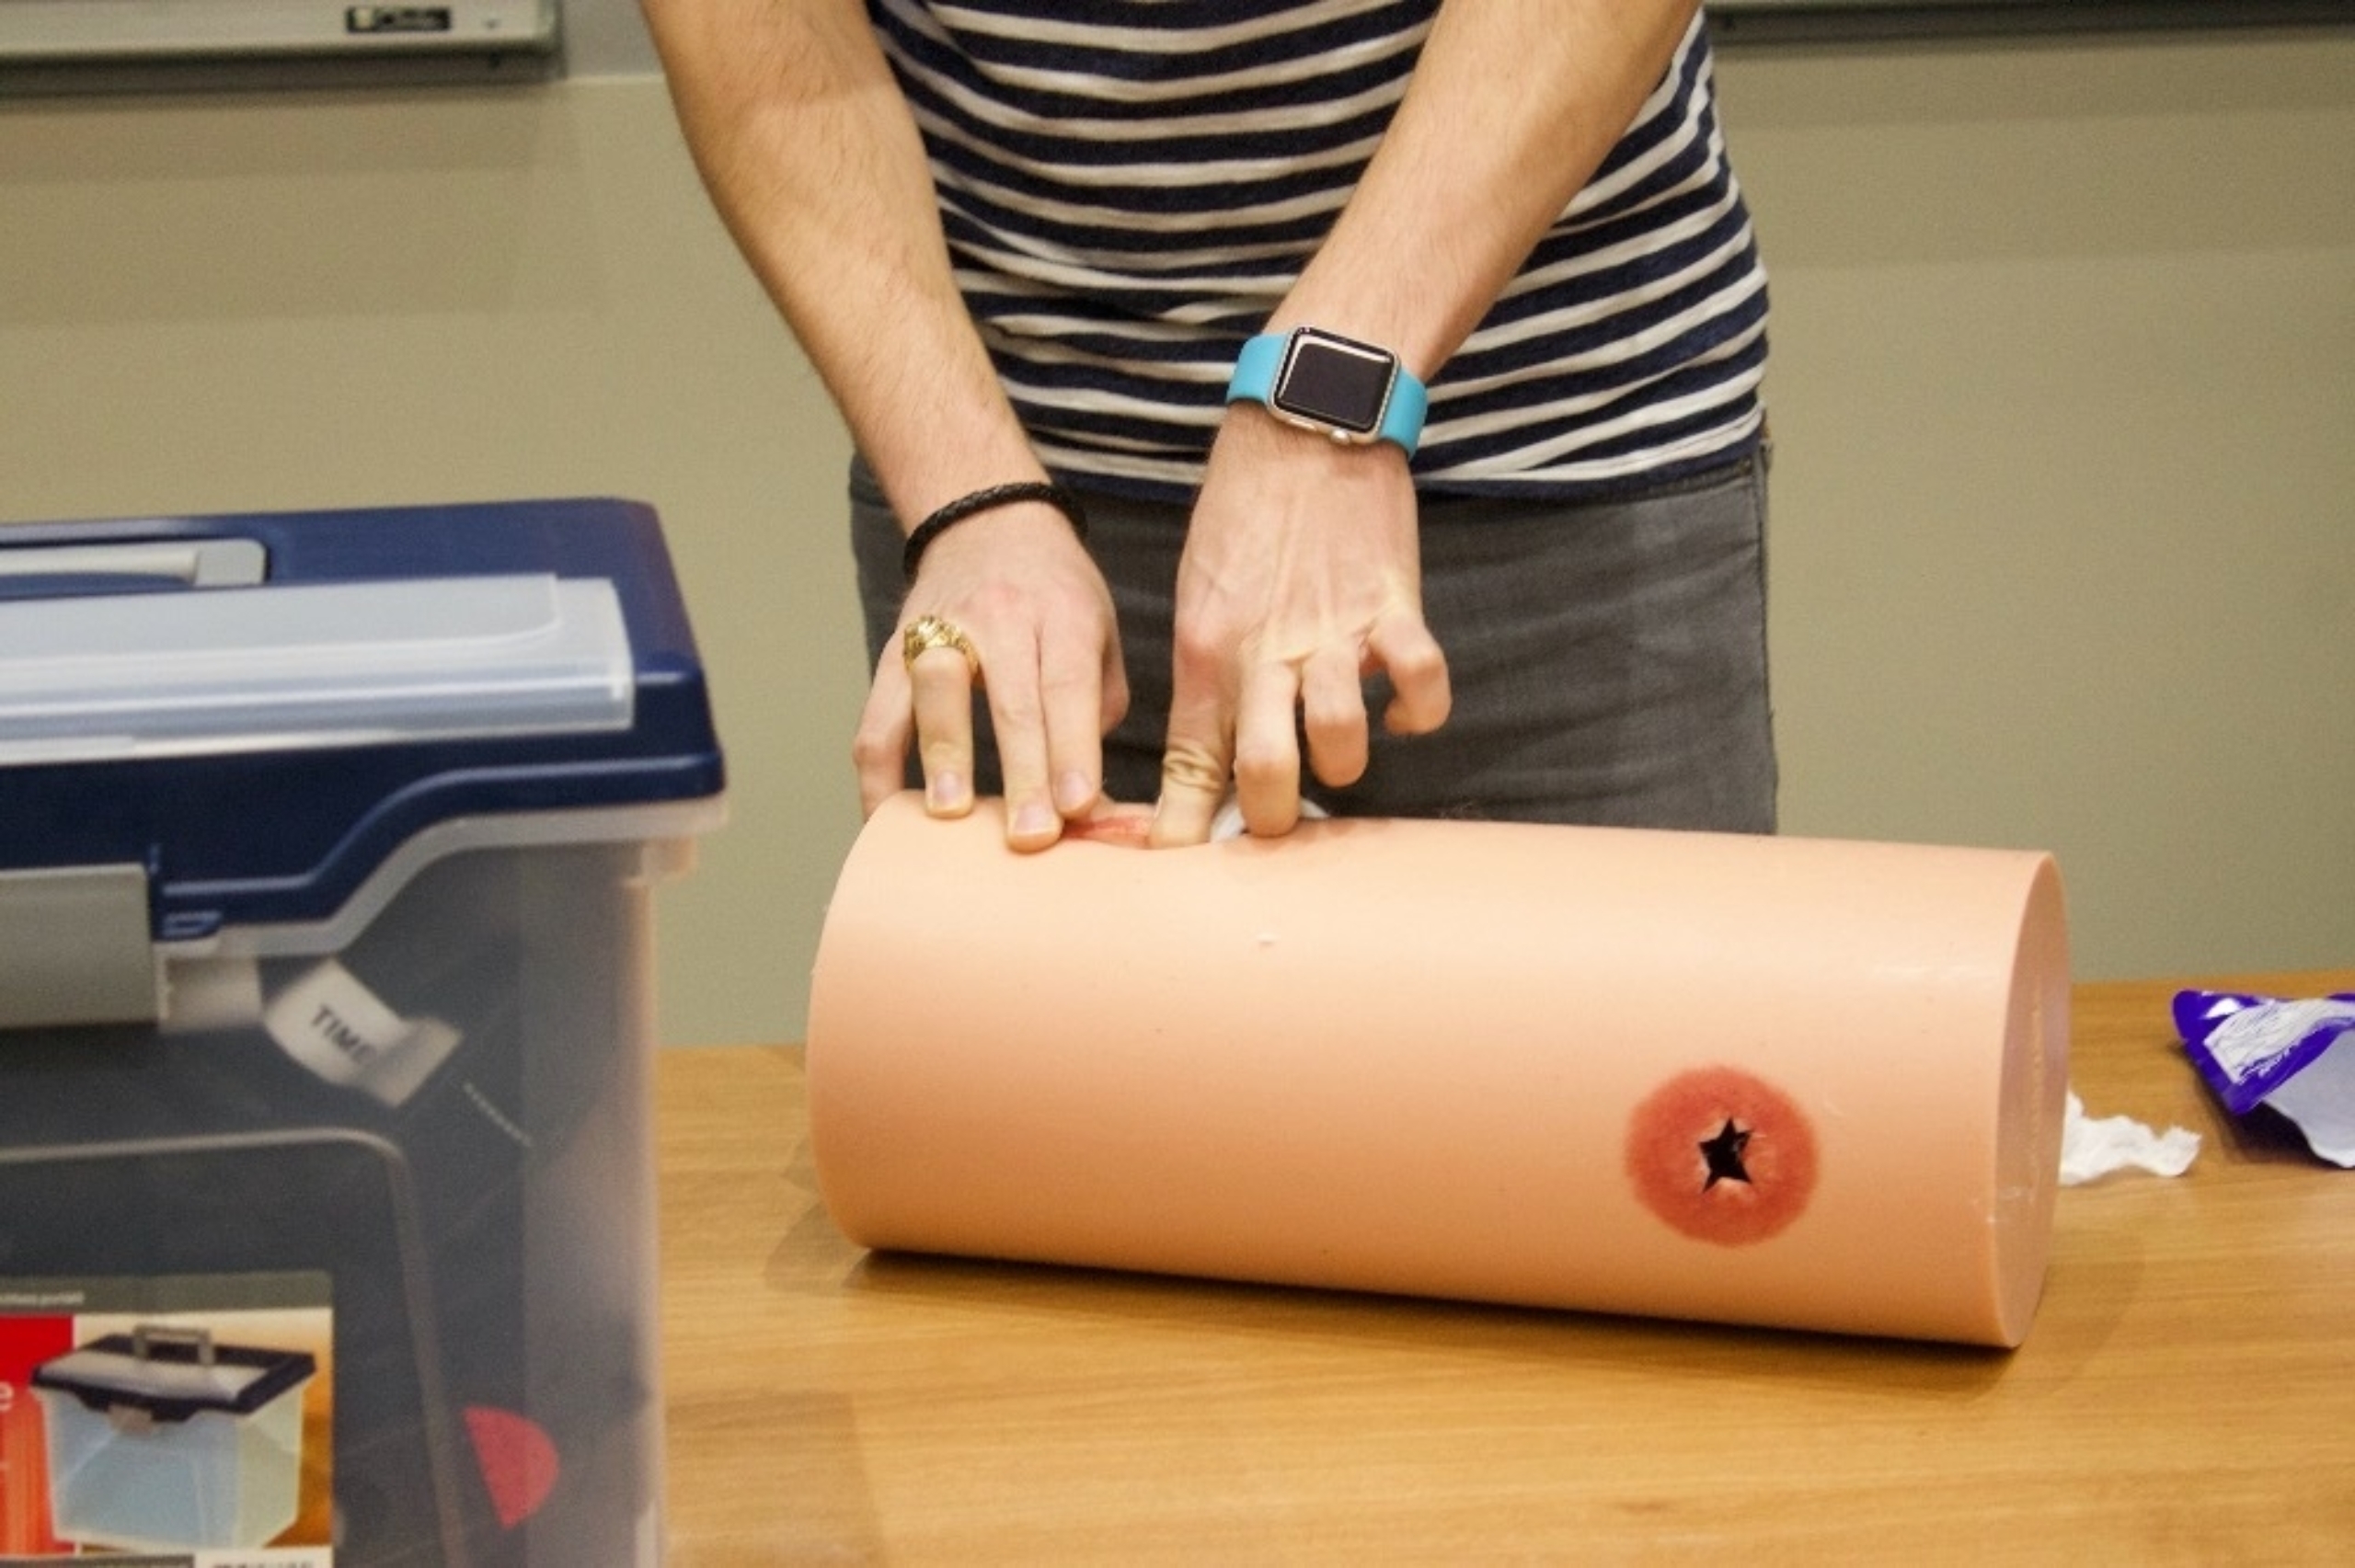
[641,0,1044,523]
[1275,0,1703,377]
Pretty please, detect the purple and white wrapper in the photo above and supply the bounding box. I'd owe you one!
[2176,989,2355,1168]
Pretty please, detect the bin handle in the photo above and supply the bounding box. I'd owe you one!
[131,1322,216,1367]
[0,539,267,596]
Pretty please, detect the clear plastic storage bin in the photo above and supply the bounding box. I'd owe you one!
[0,499,726,1567]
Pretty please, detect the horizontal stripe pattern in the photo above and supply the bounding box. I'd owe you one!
[872,0,1767,500]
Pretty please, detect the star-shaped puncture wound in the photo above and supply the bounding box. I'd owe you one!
[1699,1118,1752,1190]
[1628,1069,1816,1245]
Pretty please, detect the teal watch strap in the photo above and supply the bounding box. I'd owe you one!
[1380,361,1430,455]
[1227,329,1428,457]
[1227,330,1287,410]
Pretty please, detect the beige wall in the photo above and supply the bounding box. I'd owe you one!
[1717,30,2355,987]
[3,28,2349,1047]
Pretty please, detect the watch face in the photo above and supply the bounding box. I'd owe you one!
[1272,330,1396,437]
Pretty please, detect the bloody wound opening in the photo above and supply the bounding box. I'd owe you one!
[1626,1067,1819,1246]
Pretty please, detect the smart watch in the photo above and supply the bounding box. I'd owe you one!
[1226,327,1428,457]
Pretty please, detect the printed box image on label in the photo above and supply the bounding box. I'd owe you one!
[1,1276,333,1562]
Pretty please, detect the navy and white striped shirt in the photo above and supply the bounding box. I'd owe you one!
[872,2,1767,504]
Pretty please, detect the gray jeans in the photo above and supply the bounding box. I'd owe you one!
[852,452,1776,833]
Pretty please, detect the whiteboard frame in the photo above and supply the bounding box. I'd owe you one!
[1708,0,2355,45]
[0,0,557,92]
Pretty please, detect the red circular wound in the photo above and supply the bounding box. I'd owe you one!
[1625,1067,1818,1246]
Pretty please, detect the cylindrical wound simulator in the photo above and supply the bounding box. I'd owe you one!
[807,794,2069,1347]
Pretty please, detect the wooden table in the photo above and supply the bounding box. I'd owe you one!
[656,972,2355,1564]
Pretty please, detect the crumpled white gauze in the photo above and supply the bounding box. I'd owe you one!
[2059,1090,2200,1185]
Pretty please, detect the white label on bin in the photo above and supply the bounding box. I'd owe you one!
[261,959,460,1108]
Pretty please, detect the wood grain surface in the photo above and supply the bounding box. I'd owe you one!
[657,971,2355,1564]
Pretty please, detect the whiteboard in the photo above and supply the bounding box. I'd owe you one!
[0,0,557,89]
[1708,0,2355,41]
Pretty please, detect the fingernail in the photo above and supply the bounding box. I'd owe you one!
[1013,800,1056,839]
[926,772,967,812]
[1054,771,1093,815]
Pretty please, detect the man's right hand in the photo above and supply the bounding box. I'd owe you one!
[854,501,1130,853]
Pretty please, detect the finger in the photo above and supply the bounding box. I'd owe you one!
[1151,676,1233,849]
[1098,625,1132,741]
[1300,644,1371,789]
[1371,615,1453,736]
[851,650,916,818]
[981,640,1063,853]
[1232,658,1304,838]
[1038,615,1109,822]
[907,643,978,818]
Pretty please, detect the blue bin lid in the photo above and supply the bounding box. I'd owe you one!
[0,498,724,940]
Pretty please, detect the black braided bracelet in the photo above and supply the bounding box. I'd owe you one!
[902,481,1089,582]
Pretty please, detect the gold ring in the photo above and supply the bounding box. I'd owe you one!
[902,613,979,677]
